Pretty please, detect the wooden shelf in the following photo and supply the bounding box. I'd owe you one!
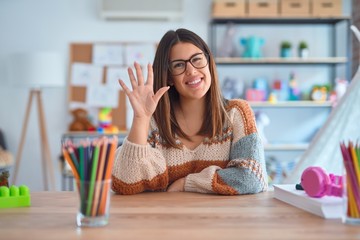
[264,143,309,151]
[211,16,351,24]
[216,57,347,65]
[62,131,127,144]
[249,101,333,108]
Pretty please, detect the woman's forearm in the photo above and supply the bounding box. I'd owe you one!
[127,117,151,145]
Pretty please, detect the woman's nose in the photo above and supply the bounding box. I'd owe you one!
[185,61,196,75]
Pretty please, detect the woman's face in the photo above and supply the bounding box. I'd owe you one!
[168,42,211,101]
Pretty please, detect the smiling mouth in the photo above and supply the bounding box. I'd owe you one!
[186,79,201,85]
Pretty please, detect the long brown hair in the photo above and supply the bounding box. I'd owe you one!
[153,28,227,148]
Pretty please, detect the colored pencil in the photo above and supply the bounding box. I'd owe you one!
[62,147,80,180]
[86,142,100,216]
[98,136,118,214]
[91,138,108,216]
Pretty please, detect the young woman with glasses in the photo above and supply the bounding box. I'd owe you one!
[112,28,268,195]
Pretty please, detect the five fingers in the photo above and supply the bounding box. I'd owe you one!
[118,62,169,102]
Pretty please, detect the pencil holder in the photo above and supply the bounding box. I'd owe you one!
[342,171,360,225]
[340,141,360,225]
[76,179,112,227]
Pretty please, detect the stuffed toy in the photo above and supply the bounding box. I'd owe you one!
[0,147,13,169]
[69,108,96,132]
[0,170,10,187]
[240,36,265,59]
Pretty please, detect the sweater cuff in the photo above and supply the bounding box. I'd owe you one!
[184,175,199,193]
[121,138,149,160]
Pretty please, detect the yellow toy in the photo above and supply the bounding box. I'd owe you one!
[98,107,119,133]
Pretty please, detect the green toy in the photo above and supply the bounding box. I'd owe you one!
[0,185,31,208]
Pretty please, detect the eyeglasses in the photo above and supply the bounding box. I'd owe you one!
[168,53,209,76]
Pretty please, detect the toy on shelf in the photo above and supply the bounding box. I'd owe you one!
[266,156,296,185]
[0,147,14,169]
[0,170,9,187]
[222,77,244,99]
[246,77,268,102]
[245,78,268,101]
[329,78,348,105]
[0,185,31,208]
[240,36,265,59]
[268,92,278,103]
[288,72,301,101]
[310,85,329,102]
[69,108,96,132]
[334,78,348,99]
[272,79,289,101]
[98,107,119,133]
[218,23,238,58]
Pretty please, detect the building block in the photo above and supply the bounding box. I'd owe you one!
[0,185,31,208]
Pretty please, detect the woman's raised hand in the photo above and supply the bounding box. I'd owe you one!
[118,62,169,120]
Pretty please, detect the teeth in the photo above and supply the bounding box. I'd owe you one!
[187,79,201,85]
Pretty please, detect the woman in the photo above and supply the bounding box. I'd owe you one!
[112,28,268,195]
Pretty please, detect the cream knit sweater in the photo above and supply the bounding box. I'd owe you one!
[112,99,268,195]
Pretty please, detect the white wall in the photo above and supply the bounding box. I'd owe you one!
[0,0,353,190]
[0,0,212,191]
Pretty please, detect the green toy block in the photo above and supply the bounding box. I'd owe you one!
[0,185,31,208]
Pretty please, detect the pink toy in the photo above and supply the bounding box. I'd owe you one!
[301,166,343,198]
[246,89,266,101]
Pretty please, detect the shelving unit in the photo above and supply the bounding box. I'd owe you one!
[249,101,333,108]
[216,57,347,65]
[210,17,352,84]
[264,143,309,151]
[209,16,352,183]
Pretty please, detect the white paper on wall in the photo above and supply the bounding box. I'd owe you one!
[125,43,155,66]
[106,67,129,90]
[86,84,119,108]
[92,44,124,65]
[71,63,103,86]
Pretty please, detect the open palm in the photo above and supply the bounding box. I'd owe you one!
[118,62,169,120]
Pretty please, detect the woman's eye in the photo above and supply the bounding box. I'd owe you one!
[191,56,203,63]
[173,62,185,69]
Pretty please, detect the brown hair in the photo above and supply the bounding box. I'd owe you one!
[153,28,227,148]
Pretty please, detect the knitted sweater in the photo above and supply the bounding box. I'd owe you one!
[111,99,268,195]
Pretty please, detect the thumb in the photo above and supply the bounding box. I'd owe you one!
[153,86,170,103]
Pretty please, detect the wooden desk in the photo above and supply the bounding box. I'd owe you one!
[0,191,359,240]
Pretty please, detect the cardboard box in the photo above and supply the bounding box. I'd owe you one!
[212,0,246,18]
[280,0,310,17]
[311,0,342,17]
[248,0,279,17]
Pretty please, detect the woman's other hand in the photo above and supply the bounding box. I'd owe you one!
[167,177,185,192]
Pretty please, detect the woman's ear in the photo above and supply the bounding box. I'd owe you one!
[168,79,174,86]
